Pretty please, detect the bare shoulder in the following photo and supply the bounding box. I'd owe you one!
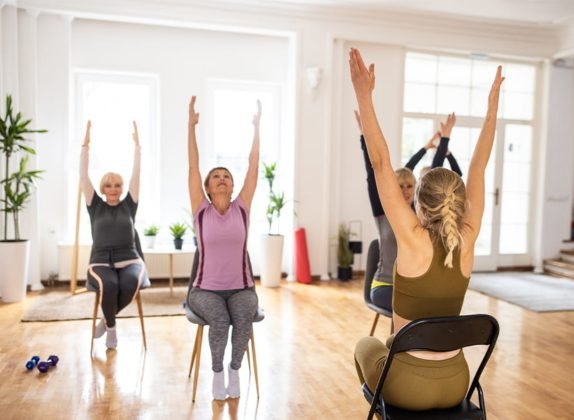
[396,227,433,277]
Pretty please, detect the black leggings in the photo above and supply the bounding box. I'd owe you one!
[87,262,147,328]
[370,285,393,312]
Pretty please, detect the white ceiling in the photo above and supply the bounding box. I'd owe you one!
[245,0,574,25]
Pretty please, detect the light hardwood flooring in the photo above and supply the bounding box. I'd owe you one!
[1,276,573,420]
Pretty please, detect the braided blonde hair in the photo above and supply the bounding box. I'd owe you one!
[415,168,466,268]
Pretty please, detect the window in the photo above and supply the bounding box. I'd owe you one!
[71,71,159,243]
[205,80,290,270]
[401,51,537,260]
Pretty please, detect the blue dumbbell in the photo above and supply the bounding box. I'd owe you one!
[25,356,40,370]
[37,355,59,373]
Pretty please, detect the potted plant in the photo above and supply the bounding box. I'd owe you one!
[259,162,286,288]
[169,222,187,250]
[337,224,353,281]
[0,95,46,302]
[143,224,160,249]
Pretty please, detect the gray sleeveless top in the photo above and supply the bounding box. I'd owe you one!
[373,214,397,286]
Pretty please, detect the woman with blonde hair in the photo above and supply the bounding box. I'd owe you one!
[81,120,149,349]
[350,48,504,410]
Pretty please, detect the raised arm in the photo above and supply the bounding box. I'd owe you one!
[79,120,95,205]
[356,110,384,217]
[432,113,455,169]
[188,96,206,213]
[464,66,504,239]
[239,100,262,211]
[446,153,463,177]
[405,132,438,170]
[349,48,419,243]
[128,121,141,202]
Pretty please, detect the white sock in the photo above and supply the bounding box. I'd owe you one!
[227,364,240,398]
[94,319,106,339]
[212,370,227,400]
[106,326,118,349]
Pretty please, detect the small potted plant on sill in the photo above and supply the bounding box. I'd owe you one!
[143,224,159,249]
[337,224,353,281]
[169,222,187,250]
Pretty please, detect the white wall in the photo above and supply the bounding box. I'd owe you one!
[3,1,574,281]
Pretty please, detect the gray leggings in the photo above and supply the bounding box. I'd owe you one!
[188,287,258,372]
[87,262,146,328]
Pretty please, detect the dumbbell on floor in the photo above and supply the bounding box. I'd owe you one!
[25,356,40,370]
[37,355,59,373]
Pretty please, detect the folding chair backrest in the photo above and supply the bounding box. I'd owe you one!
[364,239,379,304]
[382,314,499,401]
[389,315,499,353]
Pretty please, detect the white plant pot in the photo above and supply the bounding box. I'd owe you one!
[144,235,157,249]
[259,234,284,288]
[0,240,31,302]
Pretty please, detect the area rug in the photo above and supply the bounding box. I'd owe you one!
[22,287,187,322]
[469,272,574,312]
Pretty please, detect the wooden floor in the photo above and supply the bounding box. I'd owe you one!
[1,276,573,420]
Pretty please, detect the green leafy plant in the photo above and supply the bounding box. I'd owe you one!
[337,224,353,268]
[0,95,47,240]
[169,222,187,240]
[143,225,160,236]
[262,161,286,235]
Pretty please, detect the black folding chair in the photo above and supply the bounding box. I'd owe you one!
[364,239,393,335]
[363,314,499,420]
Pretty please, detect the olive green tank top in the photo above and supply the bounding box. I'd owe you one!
[392,238,470,320]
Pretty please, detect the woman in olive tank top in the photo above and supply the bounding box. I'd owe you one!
[349,48,504,410]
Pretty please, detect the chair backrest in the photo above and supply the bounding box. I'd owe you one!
[377,314,499,401]
[364,239,379,304]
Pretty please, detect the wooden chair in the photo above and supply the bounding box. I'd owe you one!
[185,250,263,402]
[88,231,149,353]
[362,314,500,420]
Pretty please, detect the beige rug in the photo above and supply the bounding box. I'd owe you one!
[22,286,188,322]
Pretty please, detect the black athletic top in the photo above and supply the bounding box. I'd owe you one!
[87,192,139,264]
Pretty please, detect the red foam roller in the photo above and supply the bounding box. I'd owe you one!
[294,228,312,284]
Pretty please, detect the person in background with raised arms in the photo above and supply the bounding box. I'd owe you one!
[81,120,149,349]
[186,96,261,400]
[355,111,461,314]
[350,47,504,410]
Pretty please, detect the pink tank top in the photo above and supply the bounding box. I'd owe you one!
[192,197,253,290]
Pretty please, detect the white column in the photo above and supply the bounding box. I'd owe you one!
[18,8,43,290]
[36,13,72,280]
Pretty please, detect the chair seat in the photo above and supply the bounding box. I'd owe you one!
[183,302,265,325]
[367,303,392,317]
[363,379,484,419]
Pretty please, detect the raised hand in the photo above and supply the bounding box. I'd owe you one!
[252,99,262,127]
[349,48,375,98]
[424,131,440,150]
[189,96,200,126]
[132,121,140,146]
[488,66,505,111]
[354,110,363,134]
[83,120,91,146]
[440,113,456,138]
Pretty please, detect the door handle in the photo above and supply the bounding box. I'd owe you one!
[494,188,499,206]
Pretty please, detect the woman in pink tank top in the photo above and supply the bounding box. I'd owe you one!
[186,96,262,400]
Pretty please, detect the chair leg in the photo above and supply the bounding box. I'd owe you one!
[192,325,203,403]
[246,342,252,376]
[188,325,201,378]
[250,330,260,399]
[136,292,146,350]
[369,313,380,336]
[90,291,99,354]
